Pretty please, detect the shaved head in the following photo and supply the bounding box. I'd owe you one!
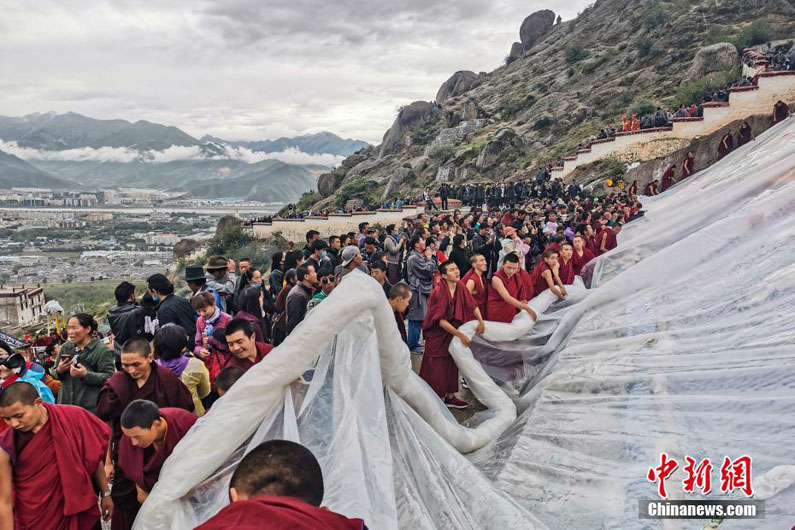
[0,381,39,408]
[230,440,324,506]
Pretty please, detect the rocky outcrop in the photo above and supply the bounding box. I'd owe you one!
[520,10,556,51]
[476,128,524,169]
[685,43,740,80]
[215,215,242,235]
[378,101,440,158]
[436,71,480,106]
[173,238,201,260]
[317,172,342,198]
[382,166,416,199]
[507,42,524,63]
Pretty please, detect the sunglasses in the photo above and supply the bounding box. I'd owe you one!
[321,277,335,285]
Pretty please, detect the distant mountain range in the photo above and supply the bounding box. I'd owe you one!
[200,132,369,156]
[0,150,75,190]
[0,112,370,201]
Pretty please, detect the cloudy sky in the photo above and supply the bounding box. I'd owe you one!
[1,0,591,144]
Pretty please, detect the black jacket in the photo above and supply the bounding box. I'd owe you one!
[286,283,314,335]
[107,304,139,354]
[156,294,197,349]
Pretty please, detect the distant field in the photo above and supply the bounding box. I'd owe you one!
[45,279,147,320]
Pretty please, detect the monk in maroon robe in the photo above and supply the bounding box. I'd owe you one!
[387,283,412,344]
[197,440,365,530]
[420,261,485,407]
[532,250,566,299]
[682,152,696,179]
[558,243,575,285]
[660,166,676,192]
[118,401,196,506]
[97,338,193,530]
[773,100,790,124]
[571,235,595,276]
[596,223,621,255]
[223,318,273,372]
[582,225,599,256]
[0,382,112,530]
[737,121,754,147]
[717,132,734,159]
[462,253,489,318]
[487,252,535,324]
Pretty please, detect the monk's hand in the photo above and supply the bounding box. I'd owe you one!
[457,332,472,347]
[196,348,210,360]
[475,321,485,335]
[560,287,568,297]
[100,497,113,521]
[69,363,88,378]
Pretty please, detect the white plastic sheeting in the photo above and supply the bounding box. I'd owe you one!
[139,117,795,529]
[135,271,546,529]
[473,117,795,528]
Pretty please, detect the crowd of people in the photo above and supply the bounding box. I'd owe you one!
[0,167,644,528]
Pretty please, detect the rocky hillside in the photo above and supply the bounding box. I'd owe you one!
[314,0,795,208]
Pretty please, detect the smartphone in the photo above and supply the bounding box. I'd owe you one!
[73,354,82,368]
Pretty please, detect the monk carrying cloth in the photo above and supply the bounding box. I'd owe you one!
[117,400,196,507]
[419,261,485,409]
[0,381,113,530]
[97,338,194,530]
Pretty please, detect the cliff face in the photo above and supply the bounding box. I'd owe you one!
[315,0,795,208]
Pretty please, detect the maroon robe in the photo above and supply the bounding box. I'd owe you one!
[0,404,109,530]
[461,268,488,319]
[660,167,675,192]
[584,236,598,256]
[773,102,790,124]
[97,363,194,530]
[717,133,733,159]
[682,155,695,179]
[737,124,753,147]
[486,268,533,324]
[531,261,555,295]
[571,248,595,276]
[233,310,268,343]
[558,257,575,285]
[195,495,365,530]
[224,342,273,372]
[394,310,408,344]
[596,228,618,255]
[118,408,196,494]
[419,281,477,397]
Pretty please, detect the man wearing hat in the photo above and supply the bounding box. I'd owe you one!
[204,255,237,313]
[334,246,369,280]
[186,264,223,308]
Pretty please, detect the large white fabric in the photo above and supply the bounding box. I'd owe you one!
[139,117,795,529]
[473,117,795,528]
[136,270,546,529]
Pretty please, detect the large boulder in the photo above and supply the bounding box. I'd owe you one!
[378,101,439,158]
[685,43,740,80]
[436,71,480,106]
[520,10,556,51]
[173,238,201,260]
[215,215,242,235]
[507,42,524,63]
[317,172,340,198]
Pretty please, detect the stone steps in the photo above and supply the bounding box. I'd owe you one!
[551,70,795,178]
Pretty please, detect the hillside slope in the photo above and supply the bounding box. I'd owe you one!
[0,150,76,189]
[314,0,795,208]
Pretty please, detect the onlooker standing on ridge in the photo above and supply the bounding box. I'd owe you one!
[204,255,237,313]
[147,273,197,350]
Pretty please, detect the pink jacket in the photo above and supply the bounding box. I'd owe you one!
[194,311,233,357]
